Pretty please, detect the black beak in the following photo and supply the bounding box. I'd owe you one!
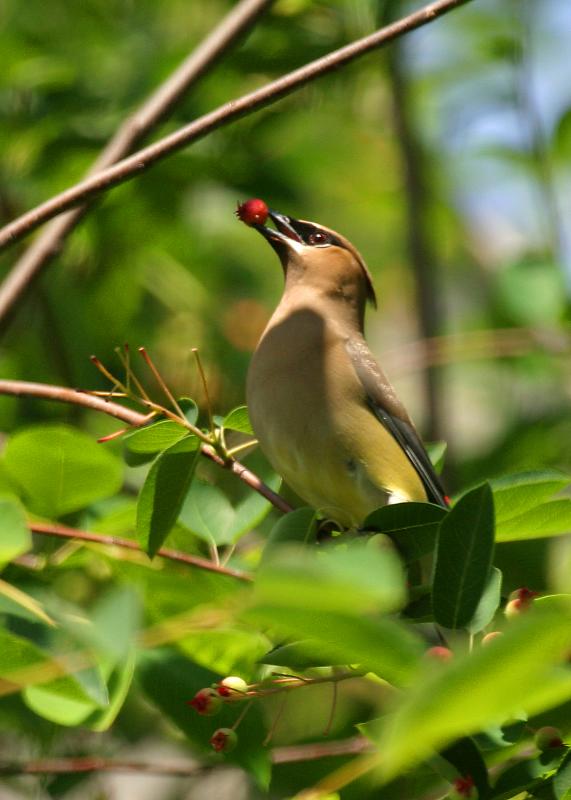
[253,209,304,261]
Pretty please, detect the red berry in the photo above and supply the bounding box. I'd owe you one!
[210,727,238,753]
[236,198,269,226]
[187,688,222,716]
[449,774,477,799]
[425,646,453,662]
[509,587,538,604]
[535,726,564,751]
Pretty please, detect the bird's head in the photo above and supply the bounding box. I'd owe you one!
[237,200,377,312]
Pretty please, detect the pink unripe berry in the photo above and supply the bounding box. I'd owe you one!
[505,587,538,618]
[216,676,249,697]
[210,727,238,753]
[448,775,477,799]
[482,631,503,646]
[236,198,269,226]
[504,598,526,618]
[187,688,222,716]
[425,646,453,662]
[534,726,564,751]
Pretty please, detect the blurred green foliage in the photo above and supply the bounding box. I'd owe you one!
[1,0,571,797]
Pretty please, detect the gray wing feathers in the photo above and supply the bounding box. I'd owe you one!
[345,337,448,508]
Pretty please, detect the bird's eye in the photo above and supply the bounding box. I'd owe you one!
[307,231,331,246]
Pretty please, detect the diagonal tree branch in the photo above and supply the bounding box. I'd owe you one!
[0,0,472,257]
[29,521,252,581]
[0,379,293,514]
[0,738,372,776]
[0,0,273,327]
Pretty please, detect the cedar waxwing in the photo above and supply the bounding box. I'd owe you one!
[244,205,448,527]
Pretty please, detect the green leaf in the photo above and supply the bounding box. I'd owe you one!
[0,626,55,677]
[425,441,447,475]
[262,507,318,562]
[123,420,189,454]
[179,480,236,546]
[259,640,341,669]
[24,674,105,726]
[491,470,571,524]
[493,747,567,799]
[245,604,423,685]
[432,483,495,629]
[179,472,281,547]
[554,749,571,800]
[0,628,109,726]
[255,543,406,615]
[363,502,446,563]
[3,424,123,517]
[178,627,269,678]
[496,499,571,542]
[178,397,199,426]
[249,541,419,681]
[227,472,281,542]
[136,436,201,557]
[439,738,491,800]
[0,494,31,564]
[89,586,141,662]
[374,601,571,781]
[0,579,55,627]
[222,405,254,435]
[467,567,503,634]
[87,651,136,732]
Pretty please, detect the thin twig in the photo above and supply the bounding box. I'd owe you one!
[192,348,214,433]
[323,680,338,737]
[29,521,252,581]
[0,738,373,776]
[244,669,362,699]
[138,346,185,419]
[263,692,289,746]
[0,0,274,326]
[382,326,571,376]
[0,378,293,513]
[0,379,149,426]
[272,736,372,764]
[231,699,254,731]
[115,343,151,402]
[0,0,472,254]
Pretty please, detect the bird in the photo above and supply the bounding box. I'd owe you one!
[240,201,448,528]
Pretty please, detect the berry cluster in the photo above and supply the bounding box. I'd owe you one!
[187,676,249,753]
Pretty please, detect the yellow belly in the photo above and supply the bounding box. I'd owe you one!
[247,308,426,527]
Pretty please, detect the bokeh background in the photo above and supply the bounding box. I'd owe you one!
[1,0,571,796]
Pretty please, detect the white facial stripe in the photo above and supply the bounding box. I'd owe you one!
[286,238,306,255]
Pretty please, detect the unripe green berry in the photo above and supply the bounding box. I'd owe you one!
[210,727,238,753]
[217,676,249,697]
[534,726,564,751]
